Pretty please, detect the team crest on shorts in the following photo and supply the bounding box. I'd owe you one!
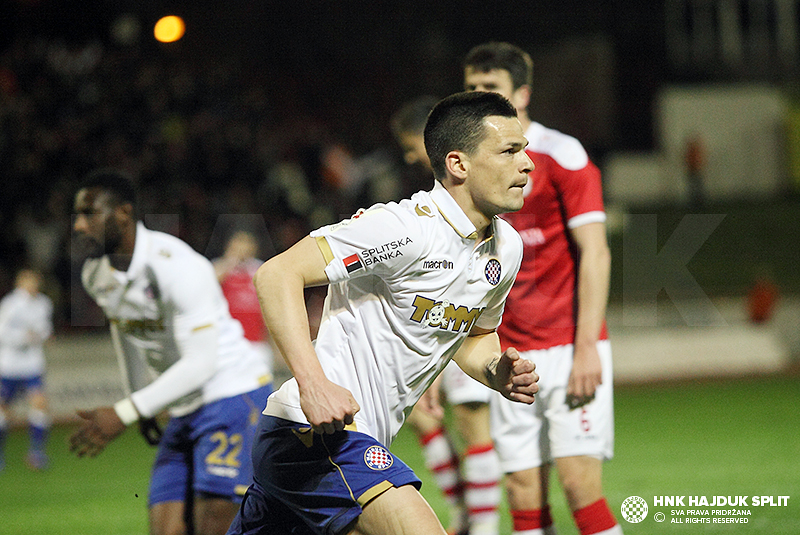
[364,445,393,470]
[484,259,501,285]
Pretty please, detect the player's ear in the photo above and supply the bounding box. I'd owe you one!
[445,150,468,184]
[512,84,531,112]
[114,202,135,224]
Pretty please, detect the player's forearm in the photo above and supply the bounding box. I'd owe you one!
[574,242,610,353]
[452,330,501,390]
[125,325,219,420]
[254,253,327,390]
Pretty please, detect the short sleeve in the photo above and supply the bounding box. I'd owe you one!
[554,158,606,229]
[311,204,423,284]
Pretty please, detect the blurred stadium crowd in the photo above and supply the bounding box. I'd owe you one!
[0,35,433,329]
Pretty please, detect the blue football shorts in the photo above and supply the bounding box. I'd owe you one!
[148,383,273,506]
[0,375,43,404]
[226,415,422,535]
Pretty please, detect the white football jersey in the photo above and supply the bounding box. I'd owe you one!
[0,288,53,378]
[82,223,270,418]
[264,182,523,446]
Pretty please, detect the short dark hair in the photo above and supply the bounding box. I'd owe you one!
[391,95,439,139]
[424,91,517,181]
[78,168,138,211]
[463,41,533,90]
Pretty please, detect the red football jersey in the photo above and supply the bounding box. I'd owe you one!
[219,258,267,343]
[498,122,608,351]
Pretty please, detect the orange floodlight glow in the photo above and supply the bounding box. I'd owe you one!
[154,16,185,43]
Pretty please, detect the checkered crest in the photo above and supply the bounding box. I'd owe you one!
[484,259,501,286]
[364,445,393,471]
[620,496,648,523]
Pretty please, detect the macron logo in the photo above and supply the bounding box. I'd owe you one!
[422,259,453,270]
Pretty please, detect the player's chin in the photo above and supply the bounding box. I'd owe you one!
[505,188,525,211]
[74,237,105,259]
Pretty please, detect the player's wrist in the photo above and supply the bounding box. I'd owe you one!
[483,355,501,391]
[113,398,141,425]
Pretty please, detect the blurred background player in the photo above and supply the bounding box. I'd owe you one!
[68,169,273,535]
[464,42,622,535]
[0,268,54,472]
[390,96,503,535]
[213,230,274,378]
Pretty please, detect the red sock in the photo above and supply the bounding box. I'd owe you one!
[573,498,618,535]
[511,506,553,531]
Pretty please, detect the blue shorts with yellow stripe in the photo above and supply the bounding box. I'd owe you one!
[226,415,421,535]
[148,384,273,506]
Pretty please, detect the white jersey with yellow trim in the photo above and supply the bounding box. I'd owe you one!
[81,222,270,418]
[264,181,523,447]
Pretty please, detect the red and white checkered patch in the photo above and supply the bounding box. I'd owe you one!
[364,445,393,470]
[484,259,501,286]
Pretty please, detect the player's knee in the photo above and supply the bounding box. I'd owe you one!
[149,502,187,535]
[558,471,603,510]
[194,497,239,535]
[29,392,48,412]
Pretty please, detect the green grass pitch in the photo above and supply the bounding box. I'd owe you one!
[1,375,797,535]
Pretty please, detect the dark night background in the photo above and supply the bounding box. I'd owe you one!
[2,0,799,326]
[1,0,667,154]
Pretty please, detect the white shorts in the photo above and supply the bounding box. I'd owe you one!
[490,341,614,473]
[440,360,492,405]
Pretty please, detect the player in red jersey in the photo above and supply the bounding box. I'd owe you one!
[214,231,274,377]
[464,42,622,535]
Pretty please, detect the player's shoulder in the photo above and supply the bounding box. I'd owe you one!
[525,122,589,171]
[145,227,207,265]
[35,292,54,309]
[141,227,217,284]
[493,217,524,255]
[325,195,430,241]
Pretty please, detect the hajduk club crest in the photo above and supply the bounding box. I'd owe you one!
[364,445,393,470]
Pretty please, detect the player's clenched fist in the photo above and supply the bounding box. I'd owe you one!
[485,347,539,404]
[299,378,361,434]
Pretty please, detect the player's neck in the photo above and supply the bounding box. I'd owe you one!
[108,223,137,272]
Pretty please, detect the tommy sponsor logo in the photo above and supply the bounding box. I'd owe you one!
[410,296,484,332]
[422,259,454,270]
[360,237,412,267]
[364,445,393,470]
[343,254,363,274]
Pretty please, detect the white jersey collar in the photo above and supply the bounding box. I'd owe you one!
[429,180,479,240]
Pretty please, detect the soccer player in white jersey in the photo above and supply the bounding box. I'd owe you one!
[226,91,539,535]
[392,95,503,535]
[465,42,621,535]
[0,268,53,471]
[69,169,273,535]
